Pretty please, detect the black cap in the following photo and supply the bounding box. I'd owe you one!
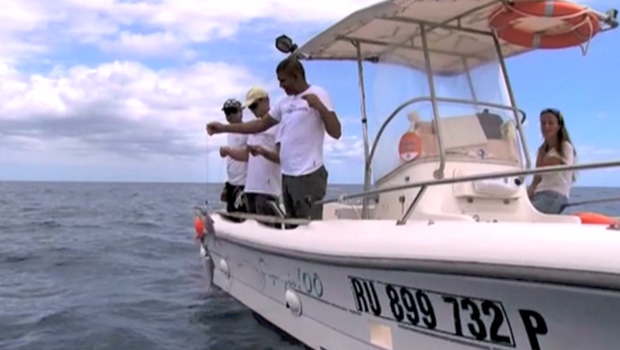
[221,98,242,111]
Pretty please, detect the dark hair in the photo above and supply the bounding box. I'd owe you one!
[539,108,576,158]
[276,56,305,79]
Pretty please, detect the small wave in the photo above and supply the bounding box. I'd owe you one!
[132,221,160,228]
[34,308,82,328]
[39,220,62,228]
[3,254,34,264]
[20,206,40,212]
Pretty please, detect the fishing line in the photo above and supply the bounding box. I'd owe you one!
[218,149,225,185]
[205,133,211,208]
[205,132,226,209]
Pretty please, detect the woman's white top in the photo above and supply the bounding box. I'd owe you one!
[535,141,575,197]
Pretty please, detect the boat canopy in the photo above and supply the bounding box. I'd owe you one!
[295,0,611,75]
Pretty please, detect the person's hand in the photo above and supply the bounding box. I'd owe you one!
[219,147,229,158]
[206,122,225,135]
[301,94,321,109]
[527,186,535,198]
[248,145,264,156]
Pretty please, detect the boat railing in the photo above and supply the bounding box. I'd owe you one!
[203,4,620,228]
[206,160,620,227]
[322,159,620,225]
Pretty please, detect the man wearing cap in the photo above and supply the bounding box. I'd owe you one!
[206,57,341,220]
[218,98,248,215]
[239,87,281,216]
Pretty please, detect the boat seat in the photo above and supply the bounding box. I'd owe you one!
[452,169,520,199]
[414,118,518,163]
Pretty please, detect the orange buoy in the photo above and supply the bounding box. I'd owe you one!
[488,1,601,49]
[573,212,618,225]
[194,215,205,239]
[399,131,422,162]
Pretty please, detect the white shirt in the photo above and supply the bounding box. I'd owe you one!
[270,85,334,176]
[535,141,575,197]
[226,133,248,186]
[245,124,281,196]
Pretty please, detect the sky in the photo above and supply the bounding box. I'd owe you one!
[0,0,619,186]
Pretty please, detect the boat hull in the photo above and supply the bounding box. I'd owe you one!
[203,235,620,350]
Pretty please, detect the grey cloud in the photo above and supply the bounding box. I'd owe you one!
[0,61,258,160]
[0,109,206,159]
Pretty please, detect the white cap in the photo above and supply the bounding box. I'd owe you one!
[242,86,269,108]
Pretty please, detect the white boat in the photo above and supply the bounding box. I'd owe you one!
[195,1,620,349]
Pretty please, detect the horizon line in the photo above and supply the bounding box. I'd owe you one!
[0,179,617,189]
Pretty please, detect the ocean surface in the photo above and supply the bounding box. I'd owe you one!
[1,181,619,350]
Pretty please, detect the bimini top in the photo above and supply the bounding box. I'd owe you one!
[296,0,616,75]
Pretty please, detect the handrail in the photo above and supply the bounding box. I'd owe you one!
[201,160,620,227]
[397,185,427,225]
[316,159,620,205]
[368,97,527,172]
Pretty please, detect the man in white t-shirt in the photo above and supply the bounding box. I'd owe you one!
[217,98,248,215]
[223,86,281,216]
[206,57,341,220]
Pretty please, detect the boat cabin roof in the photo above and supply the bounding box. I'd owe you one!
[296,0,536,75]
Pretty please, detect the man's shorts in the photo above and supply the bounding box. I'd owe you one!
[281,166,328,220]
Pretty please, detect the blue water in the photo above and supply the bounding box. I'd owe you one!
[0,182,618,350]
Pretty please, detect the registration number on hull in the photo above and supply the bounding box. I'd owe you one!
[349,276,549,349]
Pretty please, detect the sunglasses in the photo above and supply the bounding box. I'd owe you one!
[541,108,562,119]
[224,108,239,116]
[248,98,264,110]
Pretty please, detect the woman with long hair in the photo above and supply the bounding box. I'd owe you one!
[527,108,577,214]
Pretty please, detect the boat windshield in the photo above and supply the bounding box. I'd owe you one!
[366,26,525,183]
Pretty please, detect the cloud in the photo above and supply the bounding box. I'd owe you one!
[98,31,196,60]
[577,145,618,161]
[325,135,365,163]
[0,60,268,161]
[0,58,366,168]
[0,0,376,182]
[0,0,379,61]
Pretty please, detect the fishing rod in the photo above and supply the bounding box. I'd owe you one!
[561,196,620,212]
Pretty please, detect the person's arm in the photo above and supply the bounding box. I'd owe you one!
[528,148,544,195]
[305,89,341,139]
[529,176,541,195]
[540,142,574,166]
[260,125,281,164]
[222,116,278,134]
[539,156,563,167]
[227,147,249,161]
[261,144,280,164]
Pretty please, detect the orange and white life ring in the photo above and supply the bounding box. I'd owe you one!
[398,131,422,162]
[573,212,618,225]
[488,1,601,49]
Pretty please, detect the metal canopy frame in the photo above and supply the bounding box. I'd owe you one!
[218,0,620,225]
[347,19,530,220]
[291,0,618,221]
[310,11,533,219]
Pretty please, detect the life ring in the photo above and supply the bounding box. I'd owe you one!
[398,131,422,162]
[573,212,618,225]
[488,1,601,49]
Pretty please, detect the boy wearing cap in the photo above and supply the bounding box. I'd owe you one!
[207,57,341,220]
[242,87,281,215]
[218,99,248,215]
